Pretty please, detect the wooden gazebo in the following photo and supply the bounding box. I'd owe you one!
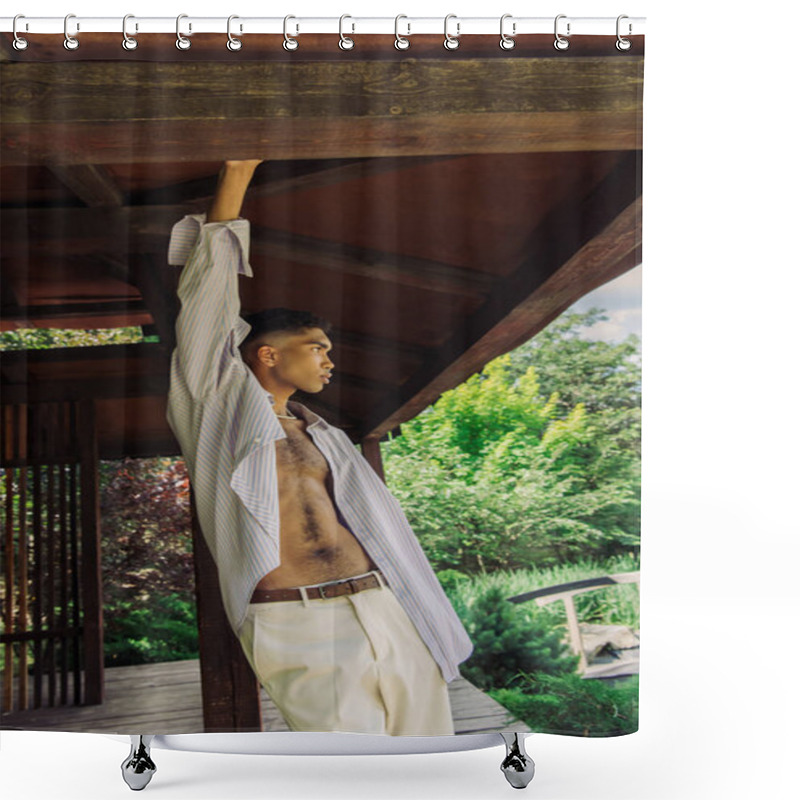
[1,32,643,731]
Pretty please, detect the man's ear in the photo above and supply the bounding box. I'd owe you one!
[254,342,278,366]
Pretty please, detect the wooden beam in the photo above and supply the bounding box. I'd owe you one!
[2,299,150,322]
[189,487,262,732]
[76,398,104,706]
[45,164,126,207]
[131,155,457,207]
[1,206,494,301]
[360,438,386,482]
[1,342,394,406]
[249,225,493,299]
[359,151,642,440]
[102,254,178,354]
[1,57,643,165]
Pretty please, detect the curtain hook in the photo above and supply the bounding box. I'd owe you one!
[176,13,191,50]
[64,13,79,51]
[394,14,410,50]
[444,13,460,51]
[283,14,299,51]
[339,14,355,50]
[227,15,242,51]
[616,15,632,51]
[499,13,516,50]
[554,14,570,50]
[12,14,29,51]
[122,14,138,51]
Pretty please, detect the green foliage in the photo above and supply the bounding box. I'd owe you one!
[490,672,639,737]
[0,326,145,350]
[383,307,641,571]
[98,457,197,664]
[457,585,579,690]
[439,555,640,631]
[104,594,198,666]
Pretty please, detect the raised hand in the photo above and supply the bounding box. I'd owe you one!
[224,159,264,168]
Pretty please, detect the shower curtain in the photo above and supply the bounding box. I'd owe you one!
[0,21,643,741]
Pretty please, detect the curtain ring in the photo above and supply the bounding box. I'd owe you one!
[283,14,299,51]
[12,15,29,51]
[339,14,356,50]
[176,14,191,50]
[443,13,460,51]
[122,14,138,51]
[227,15,242,51]
[499,13,516,50]
[554,14,570,51]
[64,13,79,51]
[616,15,632,51]
[394,14,410,50]
[339,14,355,50]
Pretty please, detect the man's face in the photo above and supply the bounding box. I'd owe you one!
[268,327,334,394]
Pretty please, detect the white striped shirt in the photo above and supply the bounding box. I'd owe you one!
[165,213,473,683]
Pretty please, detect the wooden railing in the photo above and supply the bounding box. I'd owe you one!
[1,399,104,714]
[507,571,640,673]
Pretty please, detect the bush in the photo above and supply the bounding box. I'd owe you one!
[458,585,579,690]
[104,593,198,667]
[491,672,639,736]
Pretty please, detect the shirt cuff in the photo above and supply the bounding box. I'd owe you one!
[167,212,253,277]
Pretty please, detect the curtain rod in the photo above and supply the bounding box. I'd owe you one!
[1,15,646,38]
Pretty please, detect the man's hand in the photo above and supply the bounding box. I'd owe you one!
[224,159,264,169]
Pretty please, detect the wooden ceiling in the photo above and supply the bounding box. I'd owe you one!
[0,33,643,458]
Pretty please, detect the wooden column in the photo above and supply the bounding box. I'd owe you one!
[189,487,262,732]
[76,398,104,705]
[360,437,385,482]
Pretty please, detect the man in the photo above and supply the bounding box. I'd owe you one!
[166,159,473,736]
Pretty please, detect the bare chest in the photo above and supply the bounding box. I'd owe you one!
[274,419,329,480]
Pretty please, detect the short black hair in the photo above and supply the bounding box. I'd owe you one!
[239,307,332,357]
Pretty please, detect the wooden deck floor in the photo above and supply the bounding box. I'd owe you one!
[0,658,532,735]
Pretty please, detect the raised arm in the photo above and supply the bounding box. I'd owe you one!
[170,160,263,400]
[208,160,264,222]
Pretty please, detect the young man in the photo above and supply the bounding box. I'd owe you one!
[166,160,474,735]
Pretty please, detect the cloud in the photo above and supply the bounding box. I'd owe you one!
[569,265,642,343]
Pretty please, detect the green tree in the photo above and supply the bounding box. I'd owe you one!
[382,308,640,571]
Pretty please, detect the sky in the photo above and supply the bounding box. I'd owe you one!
[571,265,642,343]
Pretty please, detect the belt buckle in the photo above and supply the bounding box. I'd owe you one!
[317,576,362,600]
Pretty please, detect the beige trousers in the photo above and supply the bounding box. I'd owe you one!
[236,570,454,736]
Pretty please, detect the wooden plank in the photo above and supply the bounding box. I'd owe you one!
[45,164,125,207]
[45,404,56,707]
[0,659,530,734]
[18,429,29,710]
[0,210,494,301]
[77,398,104,705]
[189,487,263,732]
[1,406,15,713]
[30,406,42,709]
[68,401,82,705]
[360,438,386,481]
[1,57,643,165]
[57,404,70,705]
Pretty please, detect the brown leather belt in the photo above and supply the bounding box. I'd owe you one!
[250,570,386,603]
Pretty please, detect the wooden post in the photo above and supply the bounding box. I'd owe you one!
[77,398,104,705]
[360,437,385,482]
[189,487,262,732]
[562,596,588,673]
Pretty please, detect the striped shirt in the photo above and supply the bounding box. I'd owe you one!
[165,213,473,683]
